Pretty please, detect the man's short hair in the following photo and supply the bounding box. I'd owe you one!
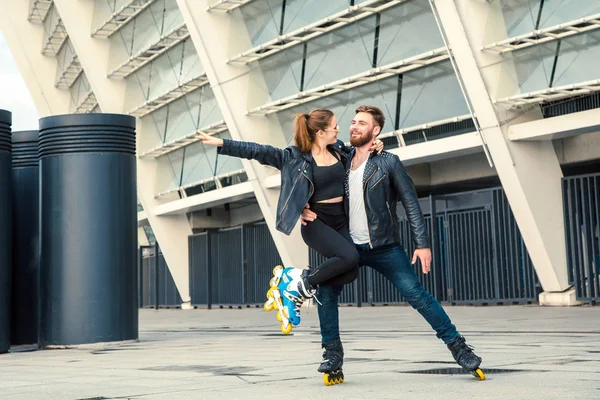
[355,105,385,130]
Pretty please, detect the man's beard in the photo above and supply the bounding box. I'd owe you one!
[350,130,374,147]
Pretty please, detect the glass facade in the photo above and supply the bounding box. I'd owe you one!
[24,0,600,199]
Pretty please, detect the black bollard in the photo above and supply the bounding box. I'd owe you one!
[0,110,12,354]
[39,113,138,347]
[11,130,40,346]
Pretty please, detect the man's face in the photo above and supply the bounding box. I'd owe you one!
[350,112,380,147]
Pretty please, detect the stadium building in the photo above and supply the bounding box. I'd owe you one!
[1,0,599,309]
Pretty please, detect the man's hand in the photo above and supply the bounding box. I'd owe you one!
[300,204,317,226]
[412,248,432,274]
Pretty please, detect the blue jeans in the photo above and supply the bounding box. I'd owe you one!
[317,243,460,345]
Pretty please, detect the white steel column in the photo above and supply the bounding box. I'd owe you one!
[177,0,308,268]
[432,0,571,301]
[0,1,71,116]
[53,0,194,307]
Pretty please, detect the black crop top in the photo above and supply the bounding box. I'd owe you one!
[310,157,346,202]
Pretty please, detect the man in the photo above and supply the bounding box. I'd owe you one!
[301,105,484,383]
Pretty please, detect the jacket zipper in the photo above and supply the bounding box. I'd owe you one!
[302,168,315,201]
[369,174,386,190]
[386,201,396,226]
[279,164,305,218]
[363,163,377,249]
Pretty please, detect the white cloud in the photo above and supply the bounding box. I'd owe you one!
[0,31,40,131]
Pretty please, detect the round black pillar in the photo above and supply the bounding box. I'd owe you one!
[11,131,40,346]
[0,110,12,353]
[39,113,138,347]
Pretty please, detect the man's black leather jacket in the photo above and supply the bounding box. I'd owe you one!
[344,149,430,249]
[218,138,350,235]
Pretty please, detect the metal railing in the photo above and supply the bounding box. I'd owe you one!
[207,0,256,12]
[92,0,156,38]
[128,75,209,117]
[229,0,408,64]
[563,173,600,303]
[28,0,53,23]
[495,79,600,108]
[138,244,182,308]
[247,48,448,115]
[482,13,600,54]
[189,222,282,308]
[107,23,190,78]
[140,120,228,158]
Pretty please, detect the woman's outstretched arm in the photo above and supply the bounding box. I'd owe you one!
[198,133,292,170]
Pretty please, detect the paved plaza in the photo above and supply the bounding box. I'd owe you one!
[0,305,599,399]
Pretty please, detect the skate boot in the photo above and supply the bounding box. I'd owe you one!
[318,339,344,386]
[447,336,485,380]
[264,266,314,334]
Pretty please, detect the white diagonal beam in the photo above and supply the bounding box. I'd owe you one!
[53,0,194,307]
[0,0,71,116]
[178,0,309,269]
[432,0,569,294]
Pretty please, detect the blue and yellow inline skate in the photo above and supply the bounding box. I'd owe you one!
[264,266,315,334]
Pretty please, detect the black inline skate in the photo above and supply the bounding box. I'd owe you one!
[318,339,344,386]
[447,336,485,380]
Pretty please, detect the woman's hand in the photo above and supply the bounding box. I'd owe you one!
[370,138,384,154]
[198,132,224,147]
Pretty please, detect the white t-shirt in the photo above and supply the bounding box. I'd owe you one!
[348,159,370,244]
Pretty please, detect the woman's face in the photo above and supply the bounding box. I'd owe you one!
[321,116,340,145]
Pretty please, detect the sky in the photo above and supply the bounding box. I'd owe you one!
[0,30,40,131]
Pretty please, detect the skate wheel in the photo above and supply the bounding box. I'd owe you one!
[323,371,344,386]
[473,368,485,381]
[269,277,278,287]
[280,323,292,335]
[263,301,273,312]
[276,311,283,322]
[266,288,274,299]
[272,265,283,275]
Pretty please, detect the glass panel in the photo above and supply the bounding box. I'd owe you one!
[156,149,184,194]
[281,0,348,34]
[181,131,243,186]
[498,0,541,37]
[502,42,556,95]
[178,39,204,82]
[259,45,304,100]
[124,39,203,111]
[239,0,283,47]
[275,76,398,144]
[163,92,202,144]
[198,86,223,128]
[398,62,469,128]
[377,0,444,66]
[539,0,600,28]
[553,32,600,87]
[109,0,183,69]
[303,16,375,91]
[92,0,131,32]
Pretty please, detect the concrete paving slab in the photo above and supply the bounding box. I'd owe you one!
[0,305,598,400]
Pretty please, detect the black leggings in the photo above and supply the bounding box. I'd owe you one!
[301,202,359,287]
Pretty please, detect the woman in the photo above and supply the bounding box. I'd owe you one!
[199,109,381,333]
